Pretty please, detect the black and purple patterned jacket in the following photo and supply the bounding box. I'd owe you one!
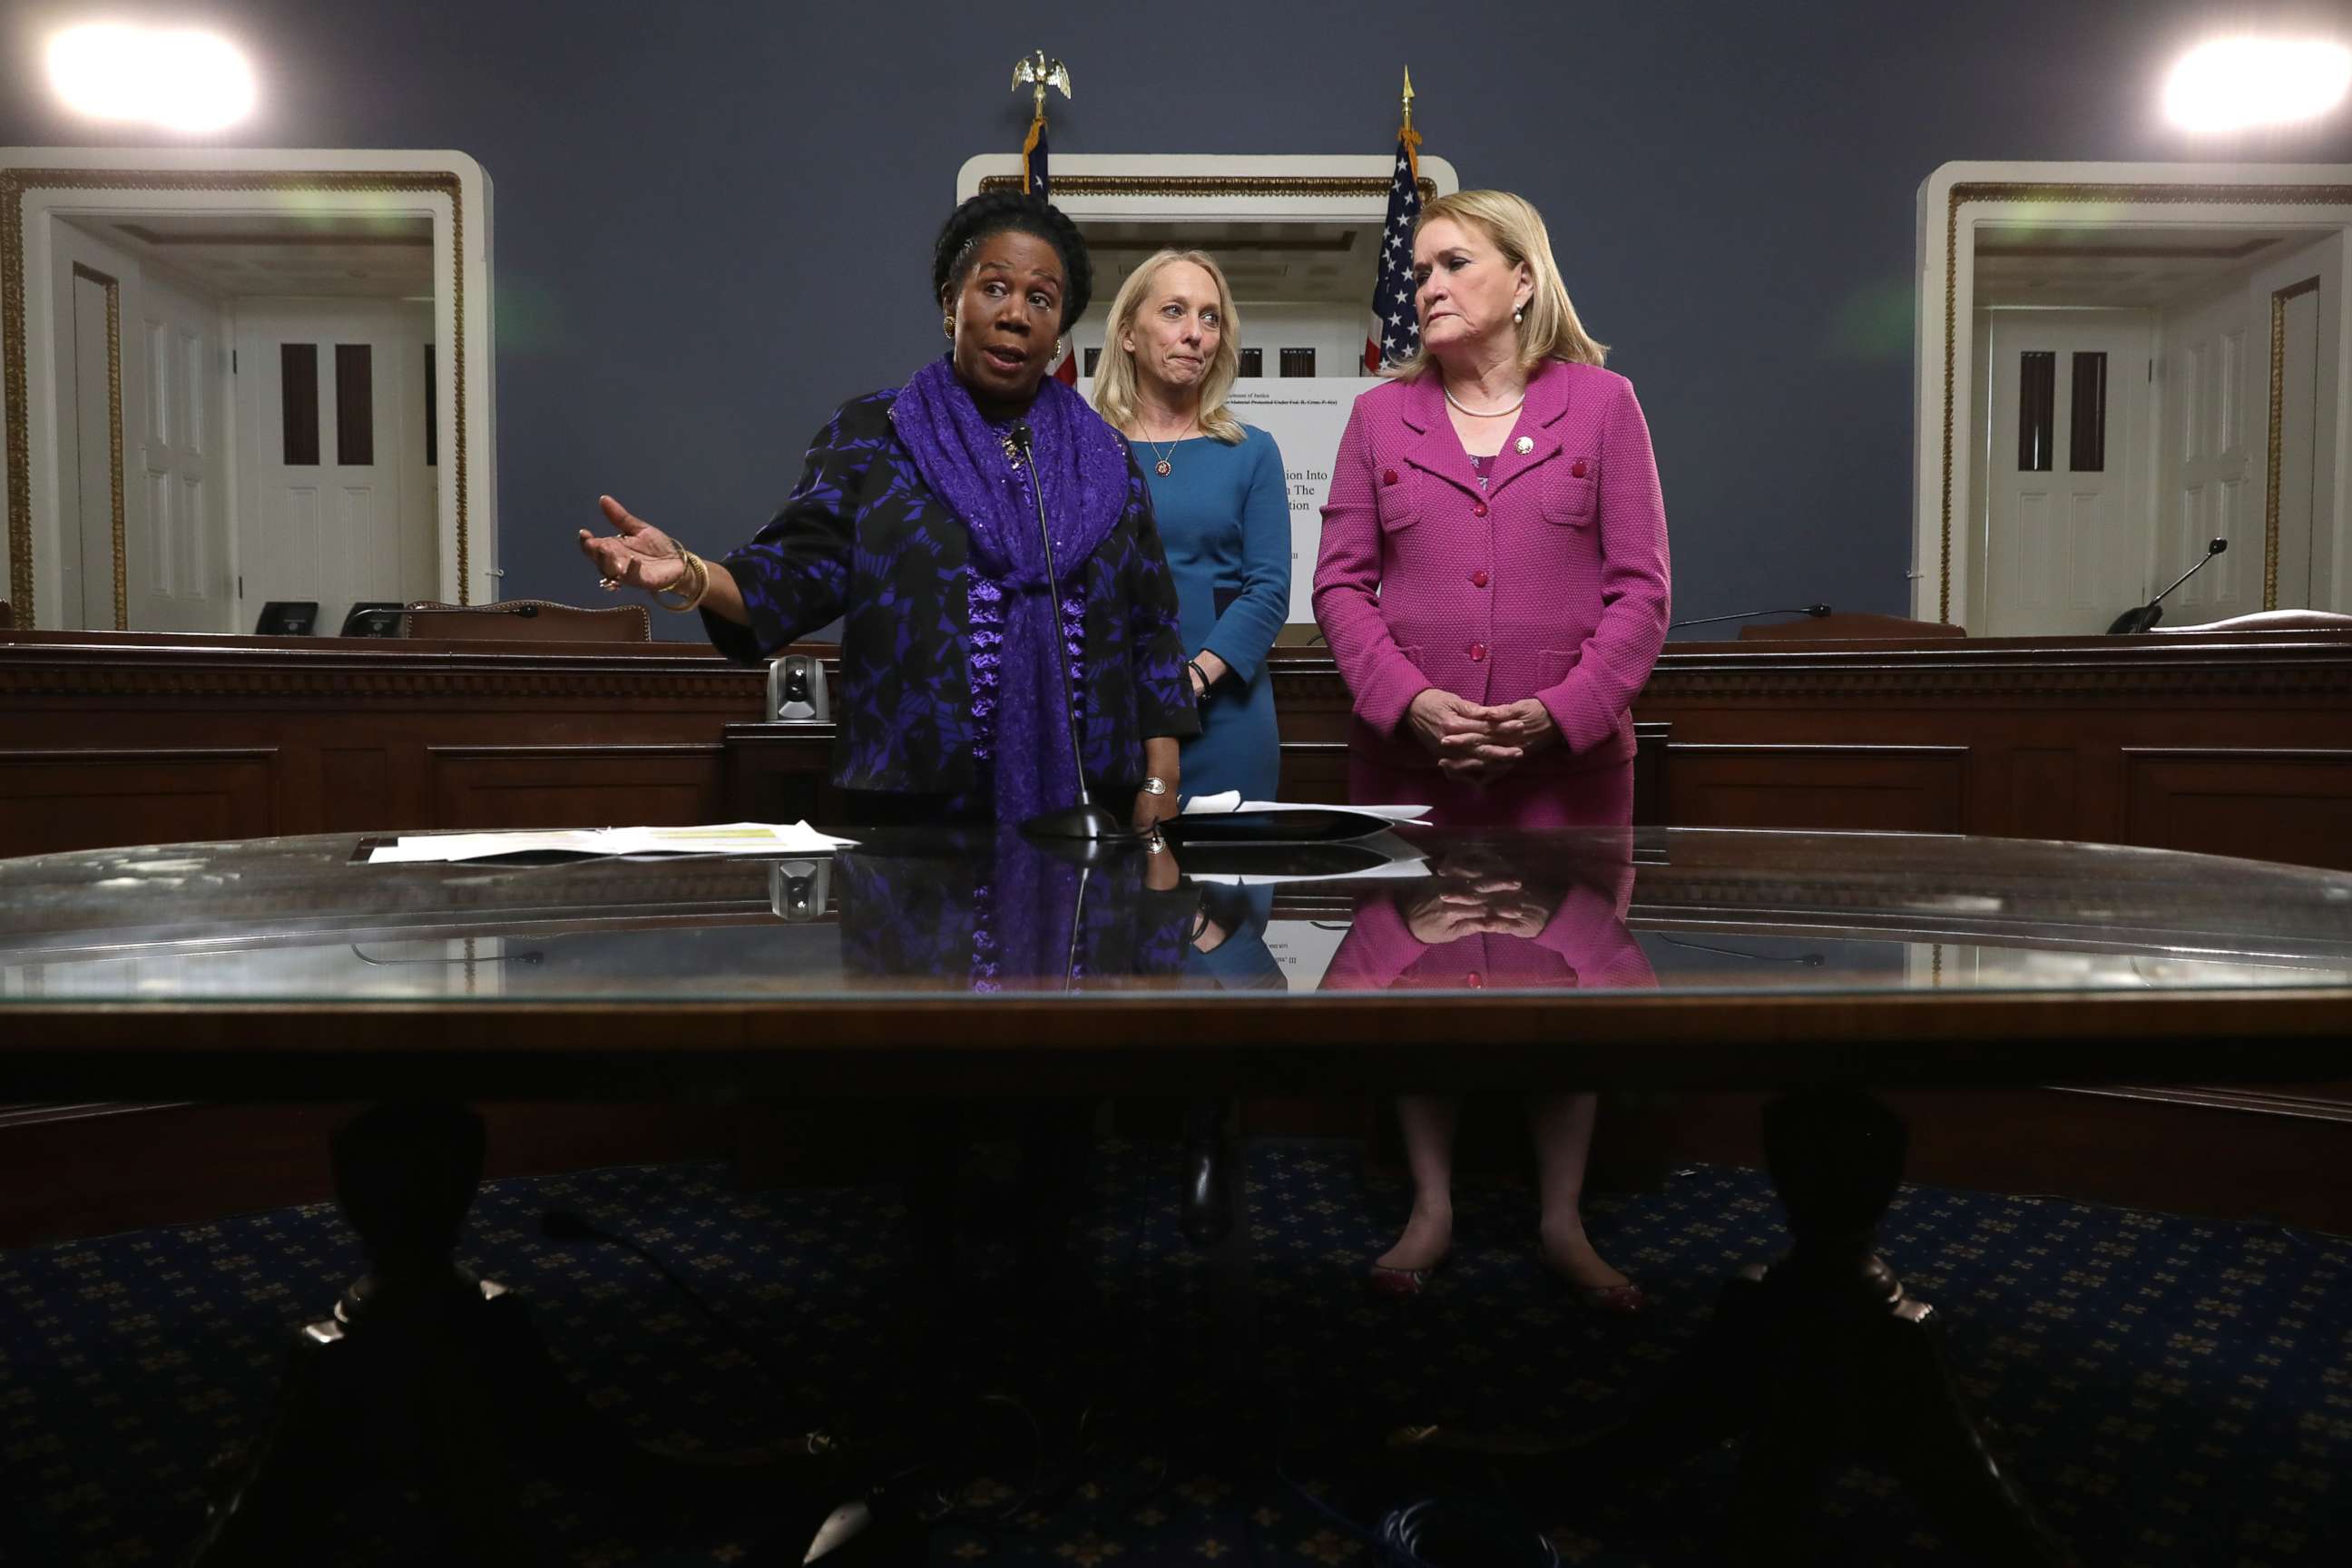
[702,389,1200,799]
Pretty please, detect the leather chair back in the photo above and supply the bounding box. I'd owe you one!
[400,599,652,643]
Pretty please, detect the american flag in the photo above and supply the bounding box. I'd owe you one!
[1364,133,1423,372]
[1023,117,1081,385]
[1023,113,1050,201]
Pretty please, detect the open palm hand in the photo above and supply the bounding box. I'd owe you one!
[577,495,688,594]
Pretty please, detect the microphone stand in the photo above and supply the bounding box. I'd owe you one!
[1670,603,1831,631]
[1007,423,1130,848]
[2106,538,2227,634]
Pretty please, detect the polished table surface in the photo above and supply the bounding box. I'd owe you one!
[2,826,2349,1099]
[11,823,2348,1568]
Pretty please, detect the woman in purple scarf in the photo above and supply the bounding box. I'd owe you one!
[579,193,1197,832]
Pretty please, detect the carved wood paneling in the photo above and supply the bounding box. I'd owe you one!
[426,745,726,830]
[0,635,760,855]
[1664,744,1969,834]
[320,747,396,833]
[2120,749,2352,871]
[1,631,2348,858]
[2005,747,2080,842]
[0,748,276,854]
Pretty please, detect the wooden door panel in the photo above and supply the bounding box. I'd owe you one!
[1666,744,1969,834]
[2122,749,2352,870]
[427,745,725,830]
[0,749,276,853]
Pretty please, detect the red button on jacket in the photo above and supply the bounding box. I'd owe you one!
[1469,642,1487,662]
[1471,569,1490,588]
[1472,501,1489,517]
[1382,468,1399,486]
[1570,460,1589,478]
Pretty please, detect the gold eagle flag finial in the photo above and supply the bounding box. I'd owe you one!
[1012,50,1073,119]
[1399,66,1422,178]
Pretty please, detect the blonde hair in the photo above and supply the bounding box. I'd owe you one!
[1389,189,1608,381]
[1092,249,1247,445]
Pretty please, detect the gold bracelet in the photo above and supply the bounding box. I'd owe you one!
[655,549,710,613]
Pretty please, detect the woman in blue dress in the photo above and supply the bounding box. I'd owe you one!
[1095,251,1291,1241]
[1093,250,1289,801]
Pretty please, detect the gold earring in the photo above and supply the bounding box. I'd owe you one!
[943,313,955,339]
[1057,336,1069,362]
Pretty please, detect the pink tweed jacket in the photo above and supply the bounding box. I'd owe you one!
[1312,358,1671,782]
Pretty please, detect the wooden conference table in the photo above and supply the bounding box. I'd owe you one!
[3,824,2349,1564]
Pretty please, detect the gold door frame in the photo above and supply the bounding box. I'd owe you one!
[4,169,467,628]
[1937,181,2352,623]
[2265,275,2325,611]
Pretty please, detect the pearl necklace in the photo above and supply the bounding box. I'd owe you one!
[1444,384,1527,419]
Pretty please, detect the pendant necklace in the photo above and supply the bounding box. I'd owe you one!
[1141,417,1197,477]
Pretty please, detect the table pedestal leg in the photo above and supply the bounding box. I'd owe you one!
[1186,1099,1259,1378]
[1392,1089,2073,1566]
[191,1102,837,1566]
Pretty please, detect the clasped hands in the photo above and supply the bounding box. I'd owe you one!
[1402,857,1553,945]
[1405,688,1560,783]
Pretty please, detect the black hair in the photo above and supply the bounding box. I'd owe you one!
[931,191,1093,331]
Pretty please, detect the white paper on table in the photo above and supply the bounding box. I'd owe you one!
[366,821,857,865]
[1181,791,1431,824]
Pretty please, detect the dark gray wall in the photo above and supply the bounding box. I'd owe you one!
[6,1,2350,635]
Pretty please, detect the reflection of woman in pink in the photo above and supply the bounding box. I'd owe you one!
[1314,190,1671,1306]
[1322,841,1656,1307]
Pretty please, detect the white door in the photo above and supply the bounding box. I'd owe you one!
[234,300,433,635]
[1983,310,2153,636]
[131,269,231,632]
[2155,289,2257,622]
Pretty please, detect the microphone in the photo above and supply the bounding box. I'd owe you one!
[1671,603,1831,631]
[2107,538,2226,633]
[1008,422,1128,845]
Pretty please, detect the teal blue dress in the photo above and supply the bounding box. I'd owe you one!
[1142,425,1290,801]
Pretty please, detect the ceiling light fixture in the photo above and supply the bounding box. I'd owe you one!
[2163,37,2352,132]
[47,24,257,132]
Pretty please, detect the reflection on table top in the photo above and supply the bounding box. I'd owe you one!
[2,827,2348,1098]
[3,825,2350,997]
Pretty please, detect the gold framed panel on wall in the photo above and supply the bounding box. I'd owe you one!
[1936,179,2352,625]
[3,167,470,630]
[976,173,1440,202]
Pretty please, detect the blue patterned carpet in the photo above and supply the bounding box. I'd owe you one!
[2,1143,2346,1566]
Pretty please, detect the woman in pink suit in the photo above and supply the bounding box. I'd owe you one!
[1313,189,1670,1308]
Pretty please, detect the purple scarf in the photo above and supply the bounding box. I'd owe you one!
[891,357,1132,823]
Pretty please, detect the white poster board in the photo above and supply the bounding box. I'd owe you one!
[1225,378,1369,625]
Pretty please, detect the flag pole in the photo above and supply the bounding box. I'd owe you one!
[1365,68,1429,374]
[1400,66,1421,179]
